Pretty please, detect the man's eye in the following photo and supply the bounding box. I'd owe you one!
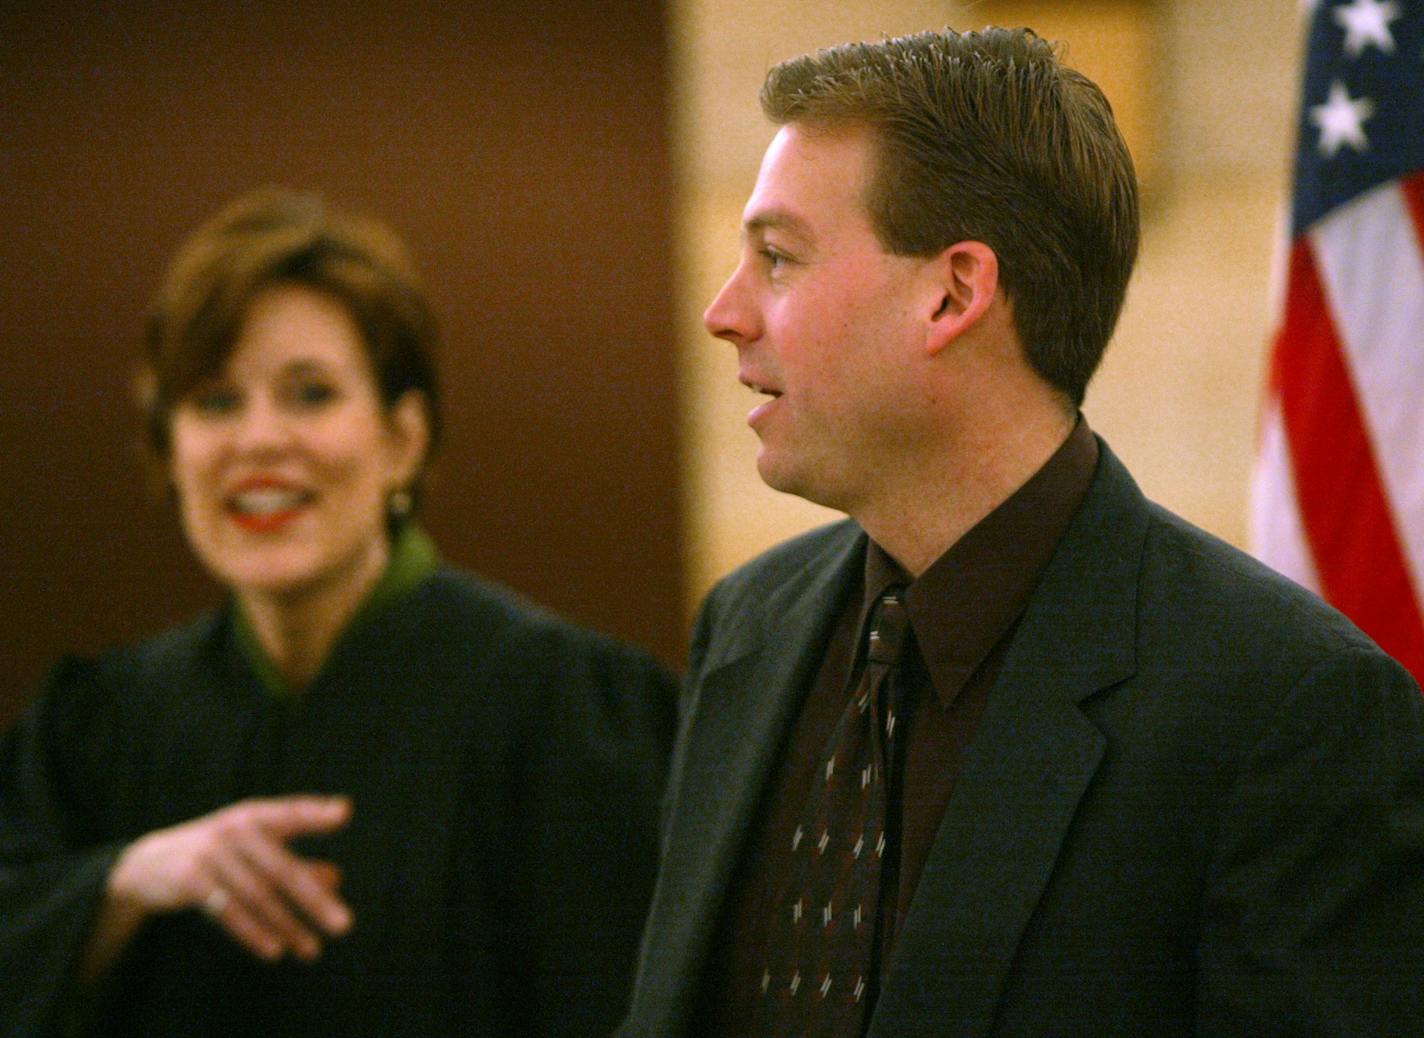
[761,248,789,269]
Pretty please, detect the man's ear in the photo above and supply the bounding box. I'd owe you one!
[925,240,1000,356]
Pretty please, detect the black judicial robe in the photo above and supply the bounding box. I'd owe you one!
[0,566,677,1037]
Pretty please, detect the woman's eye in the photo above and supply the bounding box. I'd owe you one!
[291,380,337,407]
[190,386,240,415]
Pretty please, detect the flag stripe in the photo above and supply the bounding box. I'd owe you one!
[1253,3,1424,688]
[1249,401,1322,595]
[1310,181,1424,593]
[1274,238,1424,679]
[1403,170,1424,247]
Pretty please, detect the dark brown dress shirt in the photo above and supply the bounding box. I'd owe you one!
[695,419,1099,1037]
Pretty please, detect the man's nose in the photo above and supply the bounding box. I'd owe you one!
[703,263,758,345]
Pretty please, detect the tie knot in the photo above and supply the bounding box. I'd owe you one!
[866,588,909,665]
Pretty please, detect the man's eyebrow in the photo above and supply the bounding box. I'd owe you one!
[743,209,812,239]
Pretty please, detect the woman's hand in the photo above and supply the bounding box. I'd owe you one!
[90,795,354,974]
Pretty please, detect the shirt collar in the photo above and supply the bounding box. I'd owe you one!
[862,416,1099,708]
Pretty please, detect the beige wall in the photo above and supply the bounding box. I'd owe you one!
[670,1,1305,605]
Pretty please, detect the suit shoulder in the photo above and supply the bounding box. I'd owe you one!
[684,520,860,675]
[1138,503,1402,680]
[707,519,860,606]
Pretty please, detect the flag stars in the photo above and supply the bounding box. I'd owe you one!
[1332,0,1401,57]
[1310,80,1375,157]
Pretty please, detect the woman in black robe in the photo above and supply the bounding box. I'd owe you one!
[0,188,677,1037]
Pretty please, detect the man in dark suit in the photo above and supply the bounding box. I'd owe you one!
[620,25,1424,1037]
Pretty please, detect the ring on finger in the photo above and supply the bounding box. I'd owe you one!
[203,887,230,918]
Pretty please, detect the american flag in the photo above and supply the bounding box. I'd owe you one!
[1251,0,1424,685]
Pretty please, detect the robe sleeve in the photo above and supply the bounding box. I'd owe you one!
[0,658,128,1038]
[488,627,678,1038]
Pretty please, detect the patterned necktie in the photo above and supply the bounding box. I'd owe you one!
[760,585,910,1037]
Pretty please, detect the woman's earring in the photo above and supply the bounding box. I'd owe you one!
[388,489,413,519]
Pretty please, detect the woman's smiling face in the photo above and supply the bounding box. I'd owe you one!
[169,283,426,609]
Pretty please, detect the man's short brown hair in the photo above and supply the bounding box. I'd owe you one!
[761,26,1139,406]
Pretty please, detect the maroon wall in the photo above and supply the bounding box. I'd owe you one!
[0,1,685,726]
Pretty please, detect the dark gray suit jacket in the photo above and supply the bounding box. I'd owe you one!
[622,441,1424,1036]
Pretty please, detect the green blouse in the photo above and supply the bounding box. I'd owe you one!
[231,523,440,697]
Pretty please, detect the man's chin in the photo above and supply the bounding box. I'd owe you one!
[756,452,844,512]
[755,450,799,496]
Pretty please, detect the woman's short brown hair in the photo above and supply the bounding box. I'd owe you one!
[142,186,441,475]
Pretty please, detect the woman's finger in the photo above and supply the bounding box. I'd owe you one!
[235,828,353,939]
[210,837,325,960]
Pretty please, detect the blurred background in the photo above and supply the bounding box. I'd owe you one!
[1,0,1301,725]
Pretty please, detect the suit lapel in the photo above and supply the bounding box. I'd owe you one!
[628,524,864,1035]
[873,444,1149,1036]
